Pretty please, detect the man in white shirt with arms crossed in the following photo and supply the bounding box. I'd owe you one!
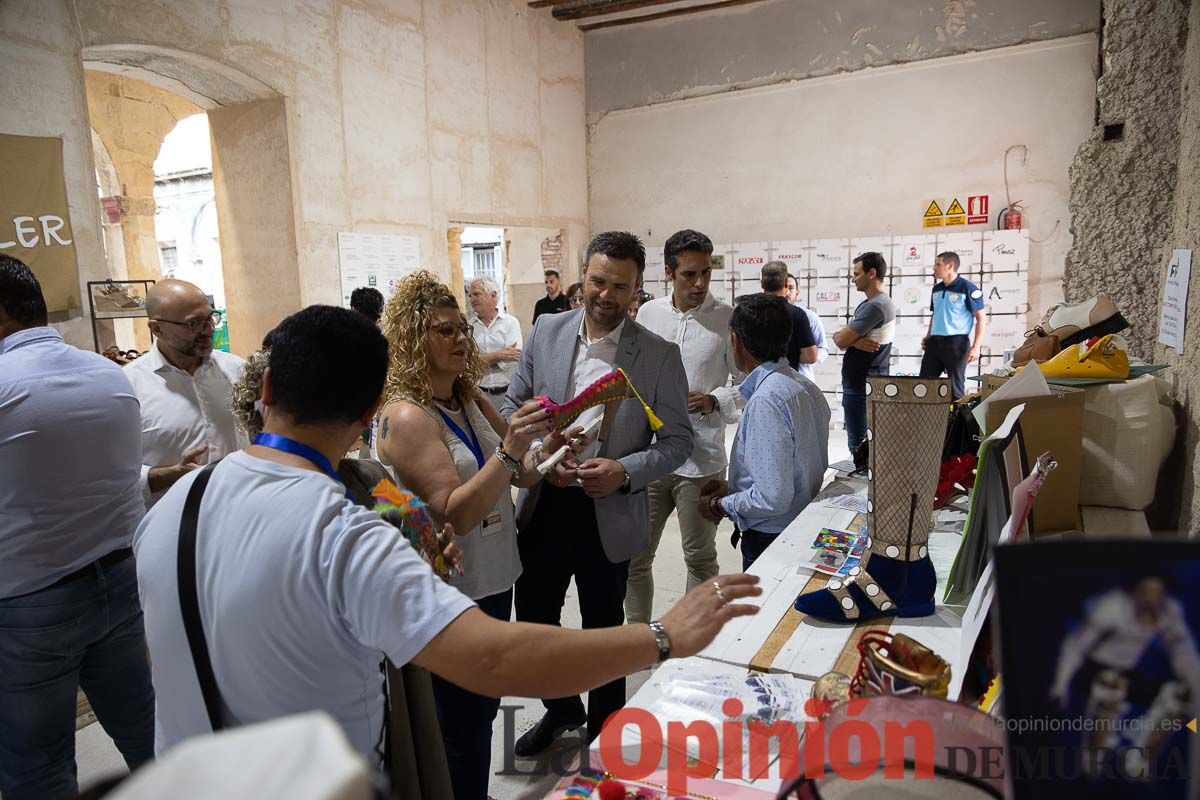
[627,229,745,624]
[468,275,523,412]
[133,305,760,765]
[124,279,246,507]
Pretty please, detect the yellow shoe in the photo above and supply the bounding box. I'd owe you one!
[1034,334,1130,381]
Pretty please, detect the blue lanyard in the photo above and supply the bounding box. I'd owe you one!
[436,404,485,470]
[252,433,352,499]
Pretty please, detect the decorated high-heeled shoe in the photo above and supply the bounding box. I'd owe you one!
[794,376,950,623]
[536,367,662,442]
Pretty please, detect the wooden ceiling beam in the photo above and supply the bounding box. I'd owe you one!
[551,0,682,21]
[577,0,770,31]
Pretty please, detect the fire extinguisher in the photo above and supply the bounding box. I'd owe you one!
[998,202,1023,230]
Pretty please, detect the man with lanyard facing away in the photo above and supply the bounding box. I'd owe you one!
[502,231,693,755]
[920,251,986,401]
[626,229,745,625]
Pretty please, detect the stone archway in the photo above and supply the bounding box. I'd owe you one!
[82,45,299,355]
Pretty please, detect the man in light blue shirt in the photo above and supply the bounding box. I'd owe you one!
[698,294,830,569]
[0,255,154,798]
[786,272,828,383]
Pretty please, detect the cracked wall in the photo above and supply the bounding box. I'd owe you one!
[1066,0,1189,357]
[1148,0,1200,534]
[585,0,1099,116]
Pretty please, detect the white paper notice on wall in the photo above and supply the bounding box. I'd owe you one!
[338,232,420,307]
[1158,249,1192,353]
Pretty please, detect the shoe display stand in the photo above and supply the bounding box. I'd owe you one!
[87,279,155,354]
[546,472,972,798]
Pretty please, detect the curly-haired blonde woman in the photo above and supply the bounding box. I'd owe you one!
[377,271,579,800]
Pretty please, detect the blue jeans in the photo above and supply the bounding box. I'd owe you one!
[432,587,513,800]
[0,555,155,799]
[740,530,779,571]
[842,387,868,452]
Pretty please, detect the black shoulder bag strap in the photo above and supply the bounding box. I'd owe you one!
[177,463,224,732]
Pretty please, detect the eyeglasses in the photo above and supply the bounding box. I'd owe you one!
[568,295,584,307]
[430,321,472,340]
[154,311,222,333]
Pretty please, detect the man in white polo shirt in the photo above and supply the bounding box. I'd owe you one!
[627,229,745,624]
[468,275,523,411]
[133,304,761,767]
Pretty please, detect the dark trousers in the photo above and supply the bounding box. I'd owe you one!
[432,587,513,800]
[920,334,970,400]
[0,555,155,800]
[515,484,630,741]
[739,530,779,571]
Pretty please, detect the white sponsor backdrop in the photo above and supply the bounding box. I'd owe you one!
[643,230,1029,430]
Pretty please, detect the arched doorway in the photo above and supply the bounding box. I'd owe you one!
[81,45,300,355]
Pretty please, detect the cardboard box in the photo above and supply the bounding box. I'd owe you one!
[981,375,1085,534]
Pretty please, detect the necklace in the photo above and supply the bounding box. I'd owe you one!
[432,393,459,410]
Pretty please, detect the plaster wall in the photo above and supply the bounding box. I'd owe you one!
[1067,0,1189,358]
[209,98,300,354]
[504,225,565,338]
[1155,0,1200,534]
[585,0,1099,116]
[0,1,109,347]
[3,0,589,350]
[588,36,1097,321]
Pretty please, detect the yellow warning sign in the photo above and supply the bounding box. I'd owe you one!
[946,198,966,215]
[923,216,943,228]
[924,200,944,218]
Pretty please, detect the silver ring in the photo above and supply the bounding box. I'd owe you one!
[524,424,532,433]
[713,580,729,605]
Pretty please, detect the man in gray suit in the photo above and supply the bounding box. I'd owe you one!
[502,231,693,753]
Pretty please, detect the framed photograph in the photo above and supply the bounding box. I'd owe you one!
[994,540,1200,799]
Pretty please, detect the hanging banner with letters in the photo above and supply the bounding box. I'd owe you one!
[0,134,80,312]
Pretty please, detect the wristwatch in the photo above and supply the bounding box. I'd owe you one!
[619,470,632,495]
[648,621,671,663]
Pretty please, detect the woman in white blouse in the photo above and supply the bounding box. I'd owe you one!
[376,271,579,800]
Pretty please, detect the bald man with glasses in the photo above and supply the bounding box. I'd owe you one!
[124,279,247,508]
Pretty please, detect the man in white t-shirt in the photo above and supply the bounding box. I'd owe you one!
[468,275,523,411]
[134,305,762,766]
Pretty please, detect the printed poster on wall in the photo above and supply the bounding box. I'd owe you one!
[337,232,420,307]
[0,134,80,312]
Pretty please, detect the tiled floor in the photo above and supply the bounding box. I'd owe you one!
[76,425,851,798]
